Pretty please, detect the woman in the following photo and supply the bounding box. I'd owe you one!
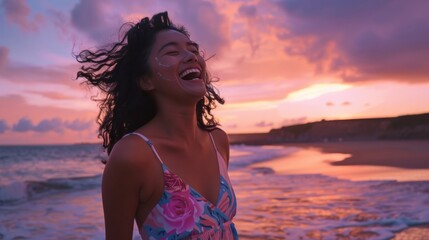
[75,12,238,239]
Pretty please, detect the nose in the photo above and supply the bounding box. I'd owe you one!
[182,50,198,63]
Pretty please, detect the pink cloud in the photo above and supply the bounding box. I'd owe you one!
[1,0,44,32]
[274,0,429,82]
[0,95,95,124]
[326,101,352,107]
[0,60,81,88]
[224,123,238,129]
[221,81,305,103]
[280,117,307,127]
[26,91,76,100]
[0,44,78,87]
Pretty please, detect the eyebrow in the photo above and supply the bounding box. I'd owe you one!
[158,41,199,53]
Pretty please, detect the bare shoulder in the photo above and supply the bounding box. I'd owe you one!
[210,128,230,165]
[210,128,229,146]
[107,134,156,171]
[104,134,161,196]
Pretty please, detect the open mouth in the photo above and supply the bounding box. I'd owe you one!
[179,68,201,81]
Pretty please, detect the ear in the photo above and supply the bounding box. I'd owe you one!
[139,76,155,91]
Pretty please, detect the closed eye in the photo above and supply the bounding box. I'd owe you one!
[166,51,179,55]
[189,46,200,55]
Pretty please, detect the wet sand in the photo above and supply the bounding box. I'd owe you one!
[251,140,429,181]
[284,140,429,169]
[393,224,429,240]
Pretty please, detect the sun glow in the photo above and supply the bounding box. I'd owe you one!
[286,83,352,102]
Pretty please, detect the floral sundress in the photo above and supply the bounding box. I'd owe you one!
[127,132,238,240]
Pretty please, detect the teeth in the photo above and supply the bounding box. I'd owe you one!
[179,68,201,79]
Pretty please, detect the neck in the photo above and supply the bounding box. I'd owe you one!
[151,102,203,144]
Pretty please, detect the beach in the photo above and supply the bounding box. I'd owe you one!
[1,140,429,239]
[253,140,429,181]
[243,140,429,239]
[288,140,429,169]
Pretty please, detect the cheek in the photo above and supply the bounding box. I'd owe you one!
[150,57,178,83]
[155,56,176,68]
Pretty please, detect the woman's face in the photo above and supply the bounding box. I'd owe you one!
[146,29,207,100]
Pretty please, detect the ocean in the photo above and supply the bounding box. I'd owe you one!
[0,143,429,240]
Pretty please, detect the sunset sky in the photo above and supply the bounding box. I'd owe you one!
[1,0,429,145]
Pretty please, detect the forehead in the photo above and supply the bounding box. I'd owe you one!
[152,30,191,49]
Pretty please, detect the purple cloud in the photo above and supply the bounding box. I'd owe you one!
[12,117,33,132]
[255,121,274,128]
[10,117,93,133]
[70,0,123,44]
[34,118,63,133]
[69,0,228,53]
[1,0,44,31]
[0,46,8,69]
[0,119,9,133]
[238,5,257,18]
[47,8,71,37]
[65,119,93,131]
[275,0,429,82]
[237,4,261,56]
[171,0,230,56]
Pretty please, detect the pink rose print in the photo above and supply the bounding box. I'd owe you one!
[161,191,204,234]
[164,171,187,192]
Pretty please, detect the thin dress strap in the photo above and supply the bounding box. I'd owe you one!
[208,131,230,173]
[124,132,164,164]
[208,132,219,153]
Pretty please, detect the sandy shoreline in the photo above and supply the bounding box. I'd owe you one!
[281,140,429,169]
[249,140,429,181]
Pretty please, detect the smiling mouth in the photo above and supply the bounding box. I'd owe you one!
[179,68,201,81]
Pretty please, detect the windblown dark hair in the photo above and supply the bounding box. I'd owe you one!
[75,12,224,155]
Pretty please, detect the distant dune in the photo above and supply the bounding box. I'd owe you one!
[229,113,429,145]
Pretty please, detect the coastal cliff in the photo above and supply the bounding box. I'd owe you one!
[229,113,429,144]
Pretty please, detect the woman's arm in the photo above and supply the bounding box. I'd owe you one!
[102,137,157,240]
